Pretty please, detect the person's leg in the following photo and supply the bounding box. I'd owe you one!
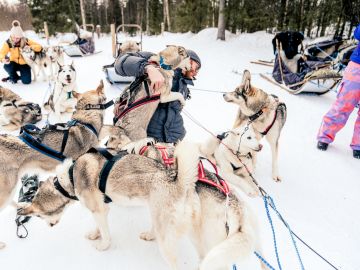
[351,107,360,154]
[317,66,360,147]
[3,62,20,83]
[18,64,32,84]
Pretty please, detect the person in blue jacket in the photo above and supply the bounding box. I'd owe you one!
[115,49,201,143]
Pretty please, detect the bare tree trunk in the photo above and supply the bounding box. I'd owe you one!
[80,0,87,30]
[121,4,124,31]
[146,0,149,35]
[217,0,225,40]
[163,0,171,31]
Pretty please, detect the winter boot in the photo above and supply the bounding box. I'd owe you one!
[354,150,360,159]
[317,141,329,151]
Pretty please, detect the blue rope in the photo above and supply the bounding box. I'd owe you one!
[254,251,276,270]
[266,195,305,270]
[263,195,283,270]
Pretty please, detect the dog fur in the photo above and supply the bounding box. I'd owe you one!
[46,46,65,80]
[20,46,49,81]
[118,40,140,55]
[0,86,42,131]
[199,124,262,197]
[223,70,287,181]
[44,62,78,122]
[0,81,106,249]
[272,31,305,73]
[111,45,191,141]
[19,140,266,269]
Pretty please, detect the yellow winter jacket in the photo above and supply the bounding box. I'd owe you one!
[0,38,42,65]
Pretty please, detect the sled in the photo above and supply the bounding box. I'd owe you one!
[260,71,341,95]
[104,24,143,85]
[63,24,102,57]
[250,60,274,67]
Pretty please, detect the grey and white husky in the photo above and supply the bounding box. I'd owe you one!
[223,70,287,181]
[0,86,42,131]
[19,140,266,269]
[0,81,106,249]
[44,62,78,123]
[20,46,48,81]
[199,124,263,197]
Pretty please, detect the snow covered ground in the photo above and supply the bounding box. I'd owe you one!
[0,29,358,270]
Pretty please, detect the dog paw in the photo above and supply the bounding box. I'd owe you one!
[273,175,282,182]
[85,229,101,240]
[139,231,155,241]
[0,242,5,249]
[94,240,111,251]
[65,107,74,113]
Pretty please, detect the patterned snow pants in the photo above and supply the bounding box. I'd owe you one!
[317,61,360,150]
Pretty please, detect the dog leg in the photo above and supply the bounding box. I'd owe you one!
[161,92,186,106]
[139,227,156,241]
[0,242,5,249]
[91,209,111,251]
[86,228,101,240]
[266,136,281,182]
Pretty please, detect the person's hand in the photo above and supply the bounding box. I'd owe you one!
[1,57,10,64]
[146,65,165,92]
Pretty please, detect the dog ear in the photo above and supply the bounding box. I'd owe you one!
[96,80,104,95]
[70,60,74,69]
[72,91,80,99]
[177,46,188,57]
[57,61,63,69]
[18,204,35,216]
[242,70,251,93]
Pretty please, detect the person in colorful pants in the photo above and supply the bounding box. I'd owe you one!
[317,24,360,159]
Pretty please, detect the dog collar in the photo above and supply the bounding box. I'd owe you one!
[159,56,172,70]
[249,109,264,122]
[78,100,114,111]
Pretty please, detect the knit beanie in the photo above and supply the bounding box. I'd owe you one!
[10,20,24,38]
[186,49,201,68]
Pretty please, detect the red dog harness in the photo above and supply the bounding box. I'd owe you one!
[139,145,175,167]
[198,158,230,196]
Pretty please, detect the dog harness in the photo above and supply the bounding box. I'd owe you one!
[19,120,98,161]
[139,144,175,167]
[113,75,160,124]
[248,94,286,136]
[54,148,128,203]
[197,158,230,196]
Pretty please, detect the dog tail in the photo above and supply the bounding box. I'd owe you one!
[56,158,74,184]
[174,140,199,189]
[199,206,261,270]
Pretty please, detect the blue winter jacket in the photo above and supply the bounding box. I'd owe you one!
[350,24,360,64]
[114,52,193,143]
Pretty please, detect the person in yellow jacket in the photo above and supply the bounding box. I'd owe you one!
[0,20,42,84]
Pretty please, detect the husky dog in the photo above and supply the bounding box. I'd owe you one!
[0,86,42,131]
[223,70,287,181]
[118,40,140,55]
[44,62,78,122]
[112,45,191,141]
[199,124,262,197]
[272,31,305,73]
[0,81,106,249]
[19,141,266,270]
[20,46,49,81]
[46,46,65,80]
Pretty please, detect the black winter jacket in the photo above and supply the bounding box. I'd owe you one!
[114,52,193,143]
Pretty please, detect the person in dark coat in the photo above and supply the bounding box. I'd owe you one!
[114,48,201,143]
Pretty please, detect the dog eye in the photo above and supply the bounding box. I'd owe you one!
[25,109,29,113]
[247,136,252,140]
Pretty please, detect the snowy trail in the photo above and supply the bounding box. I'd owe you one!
[0,29,358,270]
